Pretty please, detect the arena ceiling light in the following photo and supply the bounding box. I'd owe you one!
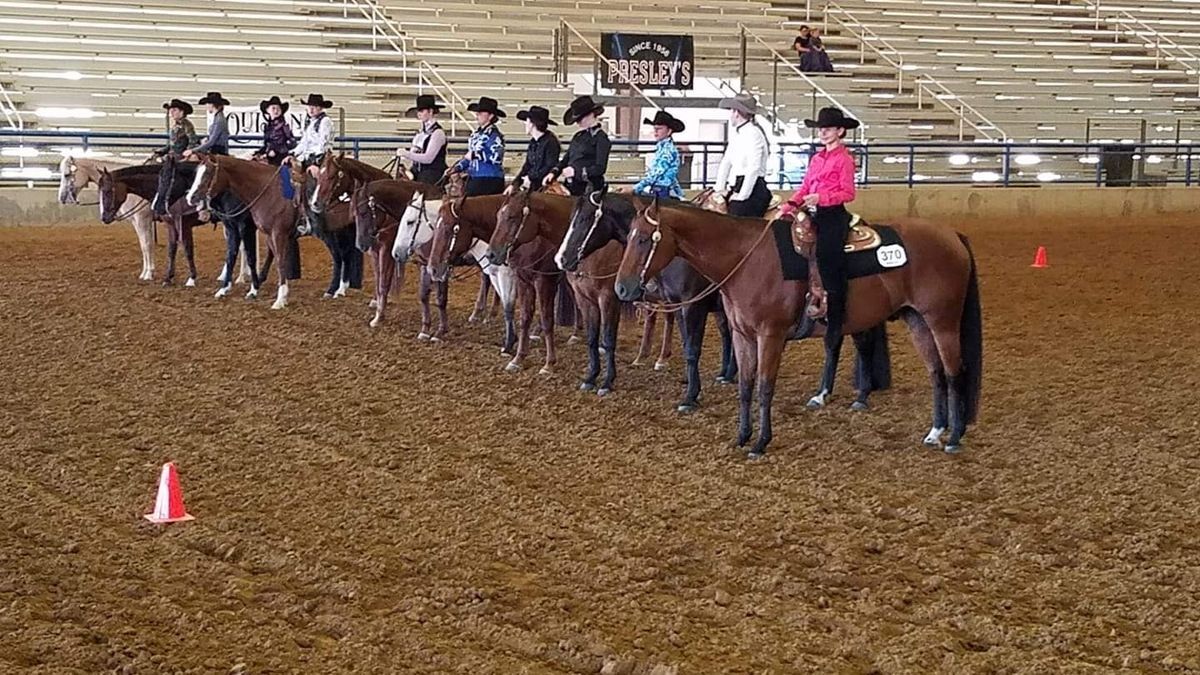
[1078,155,1100,164]
[948,153,972,166]
[1036,172,1062,182]
[971,171,1001,182]
[1014,153,1041,166]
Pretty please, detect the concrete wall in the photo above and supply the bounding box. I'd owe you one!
[2,184,1197,226]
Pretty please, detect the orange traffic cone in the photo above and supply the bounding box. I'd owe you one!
[144,462,194,524]
[1031,246,1048,268]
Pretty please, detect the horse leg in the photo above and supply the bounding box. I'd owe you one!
[655,310,675,371]
[536,275,558,375]
[632,310,655,366]
[270,228,290,310]
[493,269,518,356]
[236,239,252,285]
[507,277,536,371]
[162,220,179,286]
[849,324,891,412]
[489,282,502,321]
[732,334,759,449]
[258,245,274,282]
[132,213,155,280]
[433,277,449,342]
[598,294,621,396]
[370,248,394,328]
[748,334,787,460]
[243,223,260,299]
[181,224,198,287]
[715,307,738,384]
[927,313,966,453]
[334,232,354,298]
[417,269,433,341]
[322,232,342,299]
[807,331,846,410]
[215,223,238,298]
[469,273,491,323]
[677,305,706,413]
[903,311,950,450]
[579,298,601,392]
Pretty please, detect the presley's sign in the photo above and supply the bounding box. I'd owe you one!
[600,33,694,90]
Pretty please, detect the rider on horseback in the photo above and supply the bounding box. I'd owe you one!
[185,92,231,159]
[399,94,449,185]
[546,95,610,196]
[508,105,561,194]
[778,107,860,338]
[632,110,685,200]
[153,99,198,159]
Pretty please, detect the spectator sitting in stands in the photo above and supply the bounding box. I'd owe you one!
[792,25,812,66]
[802,28,835,73]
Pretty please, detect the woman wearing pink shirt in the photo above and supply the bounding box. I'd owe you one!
[778,107,860,337]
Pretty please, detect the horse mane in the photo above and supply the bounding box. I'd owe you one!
[656,197,767,224]
[332,155,392,182]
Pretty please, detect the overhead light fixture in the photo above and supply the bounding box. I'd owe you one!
[1014,153,1041,166]
[1079,155,1100,164]
[1036,172,1062,182]
[1146,155,1163,164]
[971,171,1001,182]
[948,153,971,166]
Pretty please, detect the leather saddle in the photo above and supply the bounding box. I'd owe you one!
[790,213,881,255]
[691,187,782,220]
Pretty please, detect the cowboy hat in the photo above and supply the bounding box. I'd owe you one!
[804,107,861,130]
[718,94,759,118]
[643,110,685,133]
[466,96,506,118]
[162,98,194,116]
[299,93,334,109]
[563,95,604,125]
[405,94,446,117]
[259,95,289,115]
[516,105,556,126]
[197,91,230,107]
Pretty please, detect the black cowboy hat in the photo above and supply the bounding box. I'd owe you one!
[466,96,506,118]
[516,105,556,126]
[299,93,334,109]
[162,98,193,116]
[197,91,230,107]
[563,95,604,125]
[405,94,446,117]
[259,95,289,115]
[804,106,860,130]
[643,110,685,133]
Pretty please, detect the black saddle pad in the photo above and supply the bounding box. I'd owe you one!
[771,220,909,282]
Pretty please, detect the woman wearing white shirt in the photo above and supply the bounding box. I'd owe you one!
[714,94,771,217]
[290,93,335,181]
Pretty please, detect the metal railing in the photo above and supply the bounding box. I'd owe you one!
[736,23,861,139]
[417,60,472,135]
[341,0,408,80]
[0,81,24,133]
[824,3,1007,142]
[1084,1,1200,96]
[555,19,661,111]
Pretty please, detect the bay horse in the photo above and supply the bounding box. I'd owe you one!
[58,155,158,281]
[289,154,364,300]
[489,189,739,410]
[184,155,307,309]
[96,165,207,287]
[615,200,981,458]
[389,189,518,344]
[424,193,565,375]
[150,155,262,299]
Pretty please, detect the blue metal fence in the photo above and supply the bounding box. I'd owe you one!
[2,129,1197,188]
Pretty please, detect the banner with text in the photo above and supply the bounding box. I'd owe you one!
[600,33,694,90]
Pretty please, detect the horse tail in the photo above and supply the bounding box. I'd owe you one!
[957,233,983,425]
[555,276,577,327]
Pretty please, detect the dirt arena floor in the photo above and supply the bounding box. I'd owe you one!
[1,216,1198,674]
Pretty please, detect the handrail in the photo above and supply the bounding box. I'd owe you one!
[417,59,472,134]
[1085,1,1200,96]
[824,3,1006,141]
[341,0,408,82]
[0,81,23,132]
[737,22,859,130]
[559,19,661,111]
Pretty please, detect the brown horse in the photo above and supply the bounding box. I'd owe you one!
[348,179,444,329]
[614,200,981,458]
[185,155,303,309]
[425,193,565,375]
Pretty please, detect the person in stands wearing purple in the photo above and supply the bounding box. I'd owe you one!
[447,96,507,197]
[252,95,296,166]
[398,94,448,185]
[184,91,231,159]
[507,105,561,194]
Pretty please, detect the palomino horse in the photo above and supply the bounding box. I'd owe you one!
[425,193,565,375]
[387,188,518,345]
[96,165,207,286]
[151,155,262,299]
[615,200,981,458]
[487,189,639,395]
[58,155,158,281]
[184,155,308,309]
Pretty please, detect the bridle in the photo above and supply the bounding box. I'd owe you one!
[573,190,606,266]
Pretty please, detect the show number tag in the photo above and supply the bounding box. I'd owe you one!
[876,244,907,268]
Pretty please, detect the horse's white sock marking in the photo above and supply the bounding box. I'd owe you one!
[923,427,946,446]
[185,163,207,206]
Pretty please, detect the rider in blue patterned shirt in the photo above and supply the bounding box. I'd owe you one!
[450,96,507,196]
[633,110,686,200]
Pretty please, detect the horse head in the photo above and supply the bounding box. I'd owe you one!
[57,156,83,205]
[556,186,611,273]
[427,194,469,283]
[97,167,126,224]
[488,187,534,266]
[615,197,675,302]
[392,190,435,264]
[185,155,221,209]
[312,153,348,214]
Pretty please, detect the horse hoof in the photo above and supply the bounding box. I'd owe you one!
[630,358,643,367]
[430,336,442,343]
[806,399,824,411]
[676,402,698,414]
[579,383,596,392]
[714,376,733,386]
[746,450,767,461]
[566,335,579,345]
[369,318,381,329]
[850,400,869,412]
[944,443,963,455]
[597,388,611,397]
[213,288,229,299]
[923,427,946,448]
[416,332,431,342]
[530,335,543,343]
[505,362,522,373]
[245,290,258,301]
[654,360,668,371]
[185,278,196,288]
[467,313,480,324]
[368,299,378,309]
[538,366,553,376]
[270,301,286,310]
[322,292,334,300]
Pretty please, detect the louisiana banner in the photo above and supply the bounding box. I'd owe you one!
[600,33,695,90]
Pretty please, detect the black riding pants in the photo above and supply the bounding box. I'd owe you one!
[813,204,851,331]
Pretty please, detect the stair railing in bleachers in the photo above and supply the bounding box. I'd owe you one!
[0,81,23,132]
[1084,1,1200,96]
[341,0,408,82]
[417,60,472,136]
[555,19,661,112]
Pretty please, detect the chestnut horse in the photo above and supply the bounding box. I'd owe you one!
[425,193,566,375]
[615,200,981,458]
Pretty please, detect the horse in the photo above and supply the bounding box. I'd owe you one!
[424,193,565,375]
[150,154,262,299]
[388,189,519,345]
[487,189,641,395]
[489,187,739,410]
[184,155,309,309]
[614,200,980,458]
[289,154,366,300]
[96,165,208,287]
[58,155,159,281]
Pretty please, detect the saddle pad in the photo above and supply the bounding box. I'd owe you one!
[772,221,909,282]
